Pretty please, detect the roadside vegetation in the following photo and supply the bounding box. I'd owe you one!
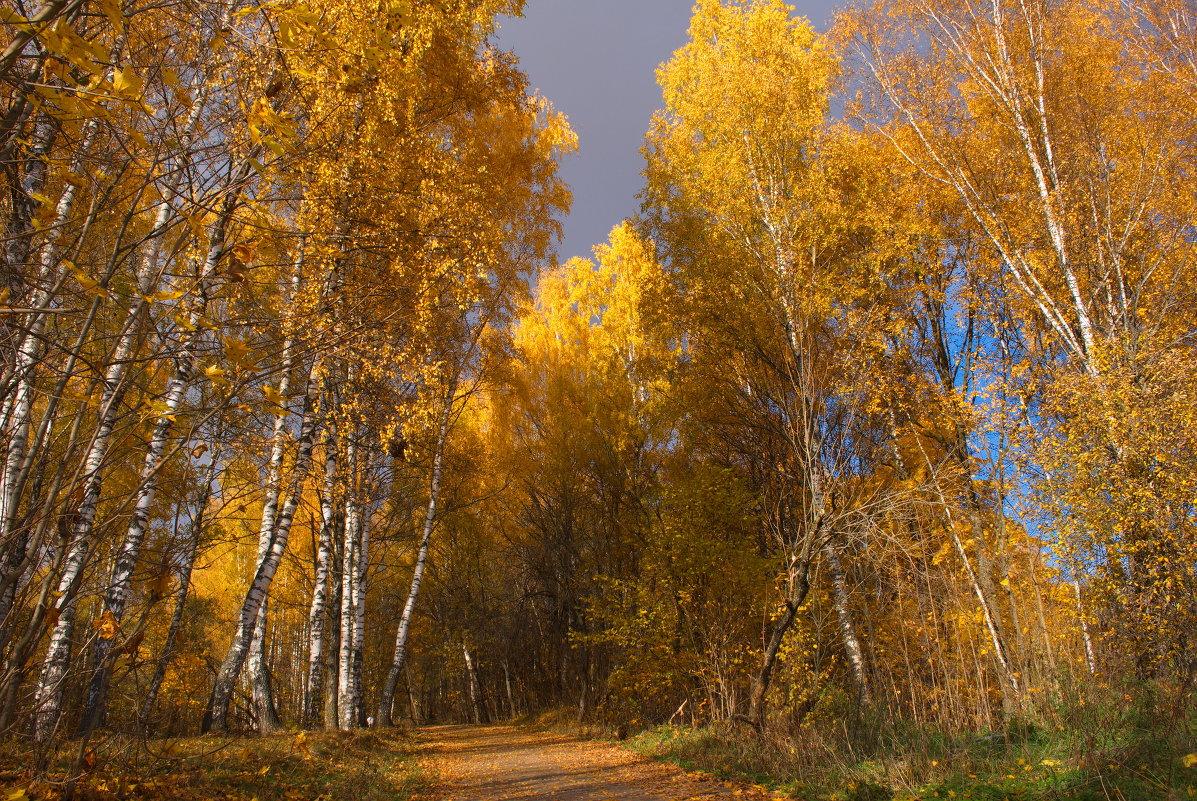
[0,730,424,801]
[625,681,1196,800]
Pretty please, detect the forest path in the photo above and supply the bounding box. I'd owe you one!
[416,724,778,801]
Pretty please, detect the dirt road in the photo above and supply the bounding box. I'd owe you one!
[417,725,778,801]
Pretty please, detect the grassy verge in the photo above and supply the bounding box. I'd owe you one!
[0,729,426,801]
[622,689,1197,801]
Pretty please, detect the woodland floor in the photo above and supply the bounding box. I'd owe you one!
[416,724,781,801]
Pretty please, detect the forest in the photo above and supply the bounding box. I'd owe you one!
[0,0,1195,798]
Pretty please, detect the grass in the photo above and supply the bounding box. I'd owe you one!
[0,728,427,801]
[620,684,1197,801]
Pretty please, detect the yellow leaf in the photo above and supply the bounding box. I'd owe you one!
[262,384,287,406]
[113,67,144,97]
[151,570,173,600]
[146,399,177,421]
[0,8,32,29]
[96,0,123,31]
[97,610,118,640]
[72,269,111,299]
[223,337,256,369]
[232,243,256,263]
[1183,754,1197,768]
[204,364,230,385]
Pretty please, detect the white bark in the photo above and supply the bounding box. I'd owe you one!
[822,543,872,708]
[304,422,337,726]
[79,154,249,733]
[31,169,198,743]
[338,434,359,730]
[352,505,369,725]
[377,387,453,725]
[206,367,321,732]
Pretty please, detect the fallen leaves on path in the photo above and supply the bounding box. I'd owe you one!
[418,725,781,801]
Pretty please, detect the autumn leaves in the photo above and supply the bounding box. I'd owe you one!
[0,0,1193,769]
[0,0,569,751]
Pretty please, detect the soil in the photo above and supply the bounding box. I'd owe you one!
[416,724,779,801]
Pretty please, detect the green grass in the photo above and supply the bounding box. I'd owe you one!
[622,686,1197,800]
[0,729,426,801]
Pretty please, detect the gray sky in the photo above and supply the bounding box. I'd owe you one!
[495,0,841,265]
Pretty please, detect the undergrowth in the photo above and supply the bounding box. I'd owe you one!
[0,729,425,801]
[621,682,1197,800]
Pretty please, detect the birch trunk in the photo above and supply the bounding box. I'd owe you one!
[28,67,220,739]
[377,388,452,726]
[0,115,101,627]
[205,370,321,732]
[322,513,343,730]
[744,561,810,729]
[337,456,359,731]
[463,643,483,724]
[822,543,872,708]
[304,423,337,727]
[32,200,185,742]
[352,504,369,726]
[78,156,250,733]
[248,595,280,731]
[140,459,216,728]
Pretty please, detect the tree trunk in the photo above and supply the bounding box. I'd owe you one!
[205,373,321,733]
[377,386,453,726]
[744,562,810,730]
[352,504,369,727]
[304,423,337,727]
[463,643,484,725]
[823,543,872,709]
[78,155,249,734]
[337,435,359,730]
[140,461,214,728]
[323,512,343,731]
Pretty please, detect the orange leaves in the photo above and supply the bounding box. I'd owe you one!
[97,610,119,640]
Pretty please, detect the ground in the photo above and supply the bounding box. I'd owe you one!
[417,724,780,801]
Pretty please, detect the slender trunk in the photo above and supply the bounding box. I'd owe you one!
[463,643,483,725]
[337,439,359,731]
[248,595,280,732]
[1073,576,1096,675]
[304,424,337,727]
[352,504,369,727]
[1,109,55,331]
[823,543,872,708]
[406,667,420,724]
[322,513,343,730]
[29,73,217,741]
[234,258,304,733]
[0,116,97,621]
[205,372,321,732]
[31,272,158,742]
[140,469,210,728]
[503,661,515,719]
[744,563,810,730]
[78,155,249,734]
[377,388,453,726]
